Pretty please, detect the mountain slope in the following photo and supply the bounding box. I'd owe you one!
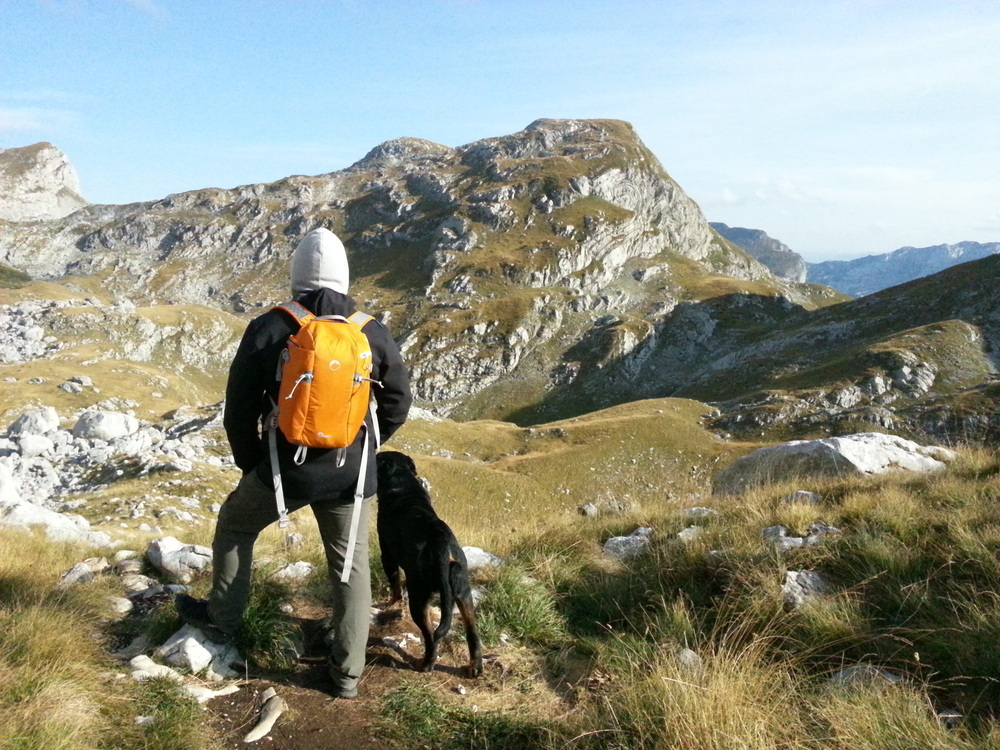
[0,119,834,421]
[683,254,1000,441]
[710,222,808,282]
[0,142,88,221]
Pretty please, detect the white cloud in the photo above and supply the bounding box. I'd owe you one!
[0,107,78,135]
[718,188,744,206]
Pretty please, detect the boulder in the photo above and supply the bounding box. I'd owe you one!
[71,410,139,442]
[18,434,54,457]
[8,406,60,436]
[462,546,504,572]
[603,527,654,559]
[713,432,956,495]
[146,536,212,583]
[0,493,112,546]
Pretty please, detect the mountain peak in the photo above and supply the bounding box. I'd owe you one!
[0,142,88,221]
[349,137,455,170]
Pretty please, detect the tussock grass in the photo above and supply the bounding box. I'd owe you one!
[0,530,218,750]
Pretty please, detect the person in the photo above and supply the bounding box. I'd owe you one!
[177,227,412,699]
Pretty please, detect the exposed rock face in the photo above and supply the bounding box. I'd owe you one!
[808,241,1000,297]
[0,142,88,221]
[0,120,803,420]
[711,222,808,282]
[712,432,955,495]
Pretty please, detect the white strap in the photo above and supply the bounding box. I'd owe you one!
[370,398,380,449]
[340,401,380,583]
[340,423,368,584]
[268,419,291,529]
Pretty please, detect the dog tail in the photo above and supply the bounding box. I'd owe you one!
[433,550,458,644]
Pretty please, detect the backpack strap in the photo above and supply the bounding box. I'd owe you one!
[347,311,373,328]
[265,399,291,529]
[340,399,379,584]
[274,300,315,326]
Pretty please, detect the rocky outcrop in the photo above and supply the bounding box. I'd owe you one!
[0,142,87,221]
[712,432,956,495]
[711,222,808,282]
[808,241,1000,298]
[1,120,797,420]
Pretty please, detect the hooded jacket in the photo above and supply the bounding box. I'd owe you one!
[223,233,412,502]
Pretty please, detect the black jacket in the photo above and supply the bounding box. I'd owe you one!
[223,288,412,502]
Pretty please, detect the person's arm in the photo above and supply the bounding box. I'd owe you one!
[369,321,412,441]
[223,320,268,471]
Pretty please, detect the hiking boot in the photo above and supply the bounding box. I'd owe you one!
[328,665,359,699]
[175,593,233,645]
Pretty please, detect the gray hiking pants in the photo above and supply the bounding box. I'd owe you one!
[208,470,372,691]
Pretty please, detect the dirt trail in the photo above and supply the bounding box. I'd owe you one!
[204,611,481,750]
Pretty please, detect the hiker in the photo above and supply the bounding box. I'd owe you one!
[177,227,412,699]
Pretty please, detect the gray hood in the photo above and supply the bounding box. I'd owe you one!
[290,227,349,295]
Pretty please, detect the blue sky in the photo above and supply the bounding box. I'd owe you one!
[2,0,998,261]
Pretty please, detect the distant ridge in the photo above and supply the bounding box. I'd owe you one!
[807,241,1000,297]
[710,222,807,282]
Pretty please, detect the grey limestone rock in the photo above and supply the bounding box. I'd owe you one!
[603,527,654,559]
[462,546,504,572]
[72,410,140,442]
[0,142,87,221]
[782,569,828,608]
[8,406,60,436]
[146,536,213,583]
[713,433,956,495]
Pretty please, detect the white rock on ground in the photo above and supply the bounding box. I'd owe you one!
[782,569,828,608]
[72,410,140,441]
[129,654,184,682]
[0,464,112,546]
[272,561,314,579]
[153,624,241,681]
[603,527,654,559]
[712,432,957,495]
[462,546,504,571]
[8,406,60,436]
[146,536,212,583]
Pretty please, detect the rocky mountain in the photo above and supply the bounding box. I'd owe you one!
[807,241,1000,297]
[689,254,1000,442]
[709,222,808,282]
[0,119,835,421]
[3,120,996,443]
[0,142,88,222]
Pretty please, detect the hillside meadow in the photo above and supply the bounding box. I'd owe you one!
[2,396,1000,749]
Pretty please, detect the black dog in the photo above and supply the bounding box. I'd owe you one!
[375,450,483,678]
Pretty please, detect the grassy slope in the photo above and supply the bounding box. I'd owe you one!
[0,280,246,425]
[681,254,1000,405]
[5,410,1000,748]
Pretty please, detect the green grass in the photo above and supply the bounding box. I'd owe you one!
[0,263,30,289]
[377,681,567,749]
[0,532,219,750]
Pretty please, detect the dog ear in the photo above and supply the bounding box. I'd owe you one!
[403,454,418,476]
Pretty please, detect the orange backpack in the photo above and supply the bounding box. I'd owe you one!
[274,302,377,450]
[266,302,382,584]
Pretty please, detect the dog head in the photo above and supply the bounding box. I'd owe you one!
[376,450,420,489]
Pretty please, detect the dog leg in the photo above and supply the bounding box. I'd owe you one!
[381,553,404,606]
[456,593,483,678]
[408,589,439,672]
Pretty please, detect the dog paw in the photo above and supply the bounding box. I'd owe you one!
[466,662,483,679]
